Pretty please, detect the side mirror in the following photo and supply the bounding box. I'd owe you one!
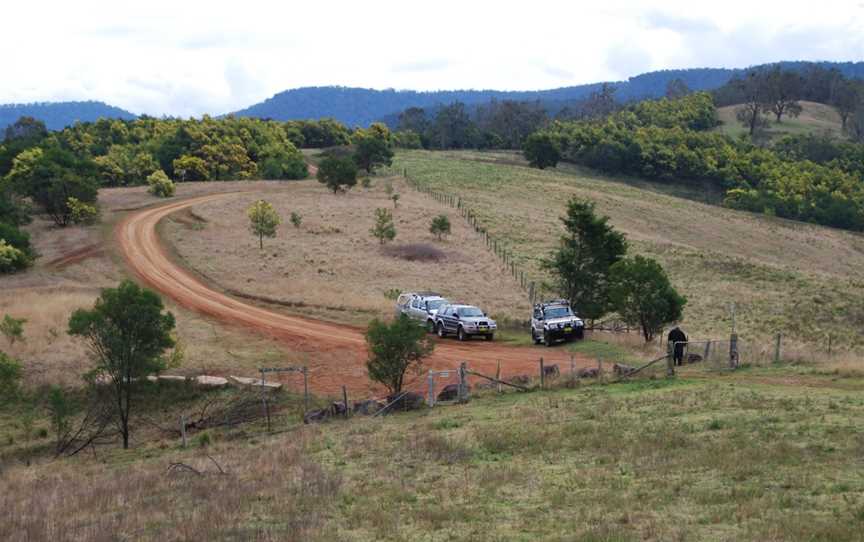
[454,314,460,319]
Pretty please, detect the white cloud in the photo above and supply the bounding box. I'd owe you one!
[2,0,862,116]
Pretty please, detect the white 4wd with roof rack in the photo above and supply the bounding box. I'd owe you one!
[531,299,585,347]
[395,292,450,332]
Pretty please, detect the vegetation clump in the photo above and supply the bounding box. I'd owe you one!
[370,208,396,244]
[147,170,175,198]
[365,315,433,394]
[429,214,451,241]
[247,200,281,249]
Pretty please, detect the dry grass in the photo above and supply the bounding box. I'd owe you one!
[391,150,864,350]
[162,177,531,324]
[714,100,844,140]
[4,369,864,540]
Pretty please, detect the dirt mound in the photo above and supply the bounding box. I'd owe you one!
[382,243,446,262]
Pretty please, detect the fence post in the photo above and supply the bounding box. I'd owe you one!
[730,333,739,369]
[458,362,468,403]
[539,357,545,389]
[666,341,675,377]
[427,370,435,407]
[704,340,711,362]
[827,334,833,357]
[180,415,187,448]
[774,333,781,363]
[496,361,502,394]
[570,355,576,383]
[303,367,310,413]
[342,385,349,419]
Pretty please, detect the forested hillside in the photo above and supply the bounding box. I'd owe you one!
[234,61,864,126]
[0,101,136,132]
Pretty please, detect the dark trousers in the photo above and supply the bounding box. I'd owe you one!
[673,345,685,366]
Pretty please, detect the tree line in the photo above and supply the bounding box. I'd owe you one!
[524,88,864,232]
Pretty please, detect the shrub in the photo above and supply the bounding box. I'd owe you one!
[523,132,561,169]
[67,197,100,225]
[290,212,302,228]
[316,156,358,194]
[0,351,22,399]
[365,315,434,394]
[0,221,34,260]
[0,240,28,273]
[247,200,281,249]
[147,170,176,198]
[429,215,451,241]
[0,315,26,346]
[370,208,396,244]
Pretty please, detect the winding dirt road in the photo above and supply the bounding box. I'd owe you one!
[116,191,591,395]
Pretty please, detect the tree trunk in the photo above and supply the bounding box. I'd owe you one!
[259,232,263,250]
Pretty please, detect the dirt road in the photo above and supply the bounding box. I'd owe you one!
[116,191,591,396]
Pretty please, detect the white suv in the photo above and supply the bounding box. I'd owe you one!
[395,292,450,332]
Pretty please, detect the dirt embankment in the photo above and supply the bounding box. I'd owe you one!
[117,192,591,395]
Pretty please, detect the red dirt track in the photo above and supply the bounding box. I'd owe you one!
[116,191,591,396]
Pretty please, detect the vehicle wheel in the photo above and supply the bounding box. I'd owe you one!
[544,331,553,347]
[532,330,542,345]
[427,319,435,333]
[484,333,494,341]
[457,327,467,341]
[437,323,446,338]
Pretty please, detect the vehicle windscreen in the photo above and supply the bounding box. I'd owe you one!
[544,307,573,319]
[459,307,484,317]
[426,299,445,311]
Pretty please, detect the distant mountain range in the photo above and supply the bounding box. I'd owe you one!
[3,61,864,132]
[0,101,136,132]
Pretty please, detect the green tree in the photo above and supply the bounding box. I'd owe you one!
[5,146,98,227]
[68,280,176,449]
[247,200,281,249]
[365,315,434,394]
[430,214,451,241]
[543,198,627,321]
[172,155,210,182]
[147,170,175,198]
[391,193,400,208]
[524,132,561,169]
[371,208,396,244]
[353,135,394,173]
[0,315,26,346]
[47,386,72,455]
[317,156,358,194]
[609,255,686,342]
[0,239,29,273]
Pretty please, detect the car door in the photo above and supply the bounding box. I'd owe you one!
[446,307,461,332]
[409,298,426,321]
[532,307,543,335]
[439,306,453,331]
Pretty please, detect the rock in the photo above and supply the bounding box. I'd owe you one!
[303,409,330,424]
[385,391,424,412]
[542,364,560,379]
[509,375,532,386]
[329,401,348,416]
[613,363,636,377]
[353,400,383,416]
[194,375,229,388]
[686,353,703,364]
[437,383,470,402]
[228,376,283,391]
[577,367,599,378]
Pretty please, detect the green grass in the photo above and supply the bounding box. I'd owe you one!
[389,150,864,352]
[6,366,864,540]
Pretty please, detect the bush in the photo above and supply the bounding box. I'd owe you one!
[609,255,686,342]
[67,197,100,224]
[429,215,451,241]
[147,170,176,198]
[317,156,358,194]
[0,351,22,399]
[0,239,28,273]
[0,222,34,260]
[290,212,302,228]
[370,208,396,244]
[523,132,561,169]
[365,315,434,394]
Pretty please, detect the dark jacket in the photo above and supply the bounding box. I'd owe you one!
[668,328,687,345]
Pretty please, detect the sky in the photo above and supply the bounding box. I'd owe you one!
[3,0,863,117]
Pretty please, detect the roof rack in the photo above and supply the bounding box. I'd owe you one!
[413,291,442,297]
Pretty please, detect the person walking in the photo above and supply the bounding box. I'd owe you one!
[668,326,687,366]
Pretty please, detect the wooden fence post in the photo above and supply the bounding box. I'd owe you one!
[704,340,711,363]
[342,385,349,419]
[570,355,576,383]
[458,362,468,403]
[666,341,675,377]
[730,332,739,369]
[303,367,310,413]
[539,357,545,389]
[496,361,502,394]
[180,415,187,448]
[427,370,435,407]
[774,333,781,363]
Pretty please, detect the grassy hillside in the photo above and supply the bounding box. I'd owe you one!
[4,366,864,541]
[390,150,864,352]
[714,101,844,140]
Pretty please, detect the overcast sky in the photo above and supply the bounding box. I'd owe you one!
[3,0,863,116]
